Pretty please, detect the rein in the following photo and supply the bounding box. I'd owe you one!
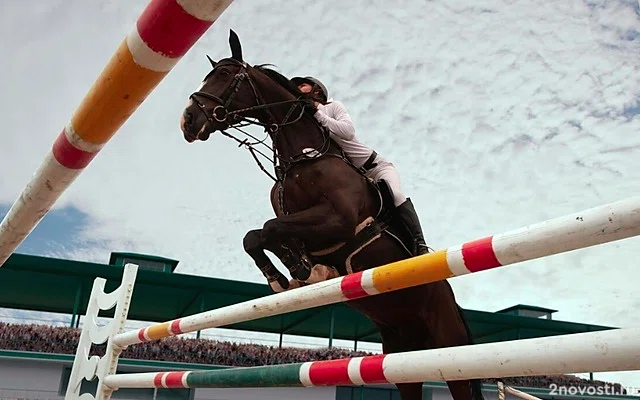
[188,59,331,182]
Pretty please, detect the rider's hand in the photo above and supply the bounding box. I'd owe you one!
[302,97,317,112]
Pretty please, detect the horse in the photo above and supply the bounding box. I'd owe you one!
[179,30,487,400]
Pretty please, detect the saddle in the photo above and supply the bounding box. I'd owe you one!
[273,137,415,272]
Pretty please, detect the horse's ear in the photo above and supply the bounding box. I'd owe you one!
[206,54,217,69]
[229,29,243,62]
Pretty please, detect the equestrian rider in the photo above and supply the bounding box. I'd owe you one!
[291,76,431,256]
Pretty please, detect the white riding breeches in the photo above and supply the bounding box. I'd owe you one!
[364,155,407,207]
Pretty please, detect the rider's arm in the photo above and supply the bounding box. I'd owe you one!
[314,101,356,140]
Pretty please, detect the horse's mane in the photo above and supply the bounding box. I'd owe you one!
[203,56,304,99]
[254,64,304,98]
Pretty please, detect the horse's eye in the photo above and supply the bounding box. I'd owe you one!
[218,68,231,77]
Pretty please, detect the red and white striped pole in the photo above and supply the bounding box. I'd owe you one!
[0,0,234,266]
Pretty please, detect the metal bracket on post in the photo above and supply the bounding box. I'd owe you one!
[64,263,139,400]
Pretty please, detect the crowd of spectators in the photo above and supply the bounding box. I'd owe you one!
[0,322,628,394]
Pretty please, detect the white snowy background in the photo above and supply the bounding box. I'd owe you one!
[1,0,639,390]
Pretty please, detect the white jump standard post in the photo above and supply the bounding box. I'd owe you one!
[64,263,139,400]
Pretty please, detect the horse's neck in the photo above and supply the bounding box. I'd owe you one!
[257,85,327,161]
[276,115,327,161]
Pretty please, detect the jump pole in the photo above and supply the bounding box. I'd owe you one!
[0,0,234,267]
[102,327,640,389]
[112,195,640,348]
[65,196,640,399]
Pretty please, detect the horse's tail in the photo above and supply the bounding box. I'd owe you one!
[456,303,487,400]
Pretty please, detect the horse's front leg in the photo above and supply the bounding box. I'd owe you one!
[243,229,317,292]
[243,229,291,293]
[261,201,358,281]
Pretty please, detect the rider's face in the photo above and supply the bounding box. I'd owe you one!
[298,83,313,93]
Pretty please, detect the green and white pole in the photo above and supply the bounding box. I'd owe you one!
[103,327,640,390]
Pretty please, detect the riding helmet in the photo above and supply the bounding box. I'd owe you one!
[291,76,329,102]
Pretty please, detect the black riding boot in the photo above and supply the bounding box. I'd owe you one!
[395,197,431,256]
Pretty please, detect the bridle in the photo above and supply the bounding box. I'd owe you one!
[188,58,331,182]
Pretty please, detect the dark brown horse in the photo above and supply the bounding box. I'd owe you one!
[180,30,487,400]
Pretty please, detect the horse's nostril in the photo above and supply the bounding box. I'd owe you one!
[184,112,193,126]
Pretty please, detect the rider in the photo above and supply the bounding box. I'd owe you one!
[291,76,431,256]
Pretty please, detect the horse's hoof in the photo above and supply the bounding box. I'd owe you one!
[305,264,340,284]
[278,274,290,290]
[268,281,287,293]
[295,265,311,281]
[288,279,305,289]
[268,275,290,293]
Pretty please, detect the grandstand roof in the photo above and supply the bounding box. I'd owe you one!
[0,251,616,344]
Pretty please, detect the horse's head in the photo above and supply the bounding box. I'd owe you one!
[180,30,304,143]
[180,30,331,170]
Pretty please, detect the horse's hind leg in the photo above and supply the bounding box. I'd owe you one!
[378,325,424,400]
[423,280,485,400]
[396,383,424,400]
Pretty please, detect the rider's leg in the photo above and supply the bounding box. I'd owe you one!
[366,159,431,256]
[395,197,431,255]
